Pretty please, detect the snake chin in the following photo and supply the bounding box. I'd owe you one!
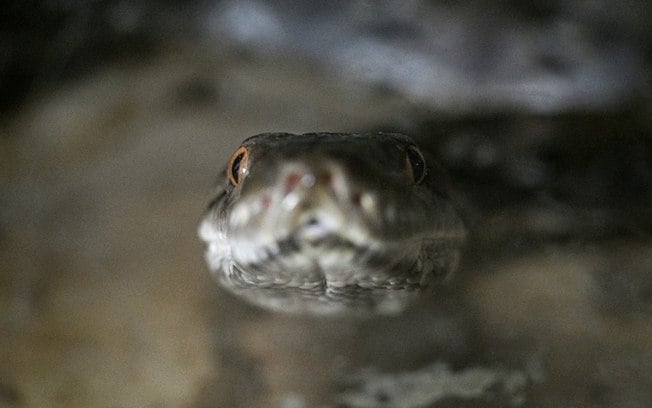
[205,238,448,315]
[218,261,431,316]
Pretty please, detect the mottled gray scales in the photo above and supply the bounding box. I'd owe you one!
[199,132,466,314]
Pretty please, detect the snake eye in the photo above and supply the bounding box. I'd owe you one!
[405,145,426,184]
[227,146,249,187]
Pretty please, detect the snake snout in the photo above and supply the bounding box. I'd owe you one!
[274,161,380,242]
[278,161,360,210]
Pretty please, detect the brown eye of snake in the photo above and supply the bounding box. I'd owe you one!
[405,145,426,184]
[227,146,249,187]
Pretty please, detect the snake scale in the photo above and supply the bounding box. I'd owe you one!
[198,132,466,315]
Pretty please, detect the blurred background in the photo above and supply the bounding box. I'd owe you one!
[1,1,651,407]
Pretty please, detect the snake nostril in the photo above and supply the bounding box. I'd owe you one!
[261,194,272,209]
[285,172,302,192]
[351,192,362,206]
[322,171,333,187]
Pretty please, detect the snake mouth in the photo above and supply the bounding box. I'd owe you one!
[233,232,380,273]
[225,228,430,294]
[222,243,428,315]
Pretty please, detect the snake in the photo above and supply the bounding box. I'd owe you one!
[198,132,466,315]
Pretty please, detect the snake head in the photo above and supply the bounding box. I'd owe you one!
[199,132,466,315]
